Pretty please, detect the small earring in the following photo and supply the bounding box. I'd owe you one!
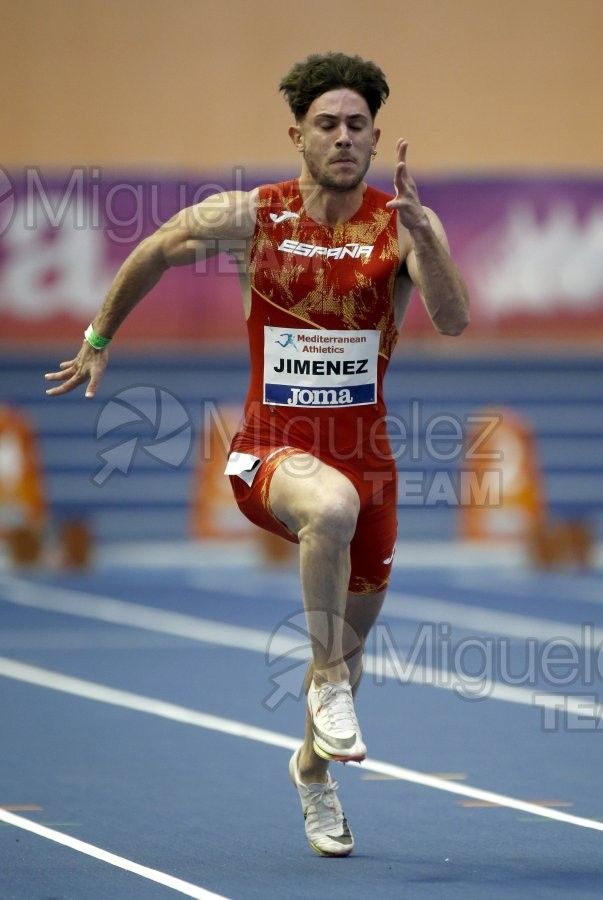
[371,149,377,158]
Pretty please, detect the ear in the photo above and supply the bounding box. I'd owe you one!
[288,124,304,152]
[372,127,381,151]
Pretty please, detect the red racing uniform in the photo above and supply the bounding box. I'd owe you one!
[227,179,402,593]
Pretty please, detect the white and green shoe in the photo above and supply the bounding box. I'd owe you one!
[307,680,366,763]
[289,747,354,857]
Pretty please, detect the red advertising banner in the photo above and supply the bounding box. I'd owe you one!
[1,168,602,344]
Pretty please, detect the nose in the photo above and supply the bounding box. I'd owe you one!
[335,125,352,147]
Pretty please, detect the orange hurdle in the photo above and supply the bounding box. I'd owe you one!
[459,407,545,542]
[0,405,47,563]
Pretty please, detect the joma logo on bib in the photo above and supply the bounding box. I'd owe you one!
[263,326,379,408]
[288,388,353,406]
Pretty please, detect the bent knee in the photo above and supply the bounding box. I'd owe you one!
[298,493,359,547]
[269,456,360,546]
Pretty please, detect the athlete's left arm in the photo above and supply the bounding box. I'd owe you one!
[387,139,470,336]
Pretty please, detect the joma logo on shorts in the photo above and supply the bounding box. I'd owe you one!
[278,239,374,259]
[287,387,354,406]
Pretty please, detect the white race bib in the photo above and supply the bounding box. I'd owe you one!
[263,326,379,407]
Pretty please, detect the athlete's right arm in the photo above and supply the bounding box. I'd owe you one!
[45,189,258,398]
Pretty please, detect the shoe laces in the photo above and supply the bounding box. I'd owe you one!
[304,779,342,832]
[316,684,357,733]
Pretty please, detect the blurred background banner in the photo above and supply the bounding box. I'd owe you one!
[1,0,602,557]
[1,170,602,345]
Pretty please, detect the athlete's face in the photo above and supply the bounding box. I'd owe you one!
[290,89,380,192]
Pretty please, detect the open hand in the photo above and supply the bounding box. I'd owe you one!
[385,139,429,232]
[45,342,108,398]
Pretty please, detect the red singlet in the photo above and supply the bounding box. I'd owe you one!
[227,179,402,593]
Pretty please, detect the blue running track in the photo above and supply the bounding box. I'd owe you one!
[1,544,602,899]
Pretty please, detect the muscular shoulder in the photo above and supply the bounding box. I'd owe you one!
[176,189,259,241]
[156,188,260,267]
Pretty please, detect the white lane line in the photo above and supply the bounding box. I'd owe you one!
[0,575,273,652]
[187,571,603,647]
[450,569,603,607]
[1,575,601,720]
[385,591,603,646]
[363,655,603,720]
[1,656,602,834]
[0,806,228,899]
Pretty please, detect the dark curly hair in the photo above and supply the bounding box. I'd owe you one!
[279,52,389,121]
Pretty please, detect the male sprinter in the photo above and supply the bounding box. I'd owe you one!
[46,52,469,857]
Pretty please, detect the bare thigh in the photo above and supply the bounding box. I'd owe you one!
[269,452,360,540]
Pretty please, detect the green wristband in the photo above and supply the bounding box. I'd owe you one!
[84,323,112,350]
